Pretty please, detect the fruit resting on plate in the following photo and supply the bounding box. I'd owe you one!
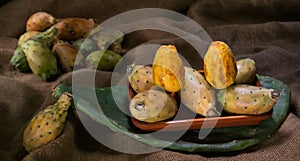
[129,89,178,123]
[152,45,185,92]
[204,41,237,89]
[128,65,154,93]
[180,67,220,117]
[235,58,257,84]
[128,43,279,123]
[217,85,279,114]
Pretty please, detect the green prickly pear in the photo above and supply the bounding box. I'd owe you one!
[217,85,279,114]
[10,46,31,73]
[72,38,98,57]
[21,40,58,81]
[18,31,40,46]
[92,28,124,53]
[180,67,220,117]
[23,92,72,152]
[235,58,257,84]
[130,89,178,123]
[85,50,121,71]
[128,65,154,93]
[29,26,58,48]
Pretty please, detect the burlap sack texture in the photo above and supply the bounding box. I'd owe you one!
[0,0,300,160]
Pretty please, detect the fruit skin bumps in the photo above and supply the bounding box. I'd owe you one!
[128,65,154,93]
[23,93,72,152]
[180,67,220,117]
[204,41,237,89]
[152,45,185,92]
[217,85,279,115]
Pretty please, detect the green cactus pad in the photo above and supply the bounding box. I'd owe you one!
[53,75,290,152]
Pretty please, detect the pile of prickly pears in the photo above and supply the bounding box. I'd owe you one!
[128,42,279,123]
[10,11,125,81]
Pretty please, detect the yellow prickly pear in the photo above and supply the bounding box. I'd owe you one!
[204,41,237,89]
[23,93,72,152]
[180,67,220,117]
[217,85,279,114]
[152,45,185,92]
[128,65,154,93]
[130,89,178,123]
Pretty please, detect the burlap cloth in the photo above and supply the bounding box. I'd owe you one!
[0,0,300,160]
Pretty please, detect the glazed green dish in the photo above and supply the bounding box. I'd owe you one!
[53,75,290,152]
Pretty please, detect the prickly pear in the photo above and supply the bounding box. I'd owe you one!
[85,50,121,71]
[180,67,220,117]
[21,40,58,81]
[26,12,56,32]
[10,46,31,73]
[52,42,84,72]
[18,31,40,46]
[128,65,154,93]
[130,89,178,123]
[23,92,72,152]
[54,18,95,40]
[204,41,237,89]
[91,28,124,52]
[29,26,58,48]
[235,58,257,84]
[72,38,98,57]
[152,45,185,92]
[217,85,279,114]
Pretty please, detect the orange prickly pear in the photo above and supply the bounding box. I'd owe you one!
[152,45,185,92]
[26,12,56,32]
[52,42,84,72]
[204,41,237,89]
